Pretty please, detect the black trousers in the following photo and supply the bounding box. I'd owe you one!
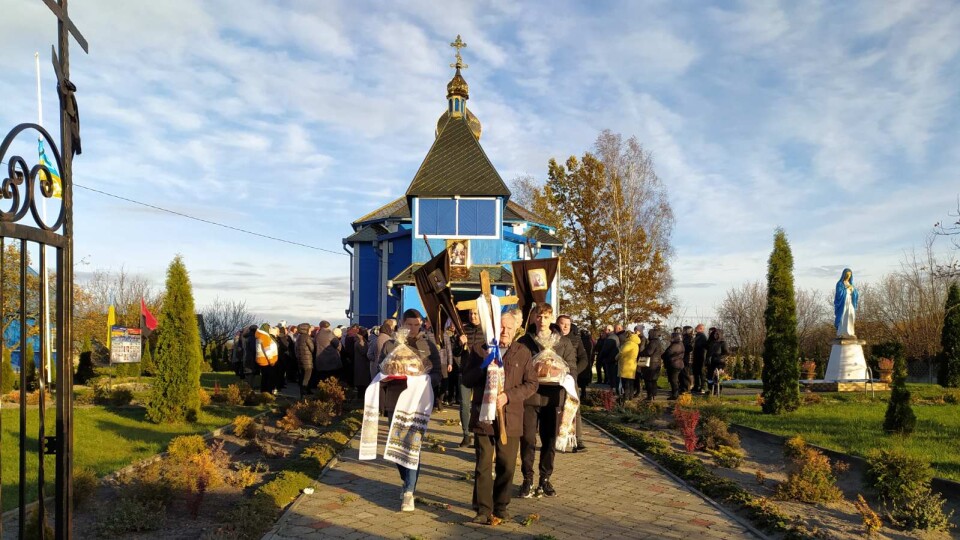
[521,405,558,482]
[595,360,605,386]
[666,364,681,397]
[679,363,691,394]
[621,378,636,401]
[641,366,661,400]
[474,433,520,517]
[692,358,705,391]
[259,364,276,394]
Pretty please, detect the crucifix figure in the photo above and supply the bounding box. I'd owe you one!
[43,0,89,158]
[450,34,468,70]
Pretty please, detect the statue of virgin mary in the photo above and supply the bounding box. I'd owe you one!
[834,268,859,338]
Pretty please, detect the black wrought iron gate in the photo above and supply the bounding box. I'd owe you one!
[0,124,74,539]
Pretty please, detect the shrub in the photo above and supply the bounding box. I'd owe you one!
[697,403,730,423]
[165,435,223,517]
[776,438,842,503]
[939,282,960,387]
[783,435,807,461]
[854,494,882,537]
[276,410,303,431]
[255,471,313,508]
[118,460,174,506]
[73,350,95,386]
[167,435,208,462]
[252,436,289,459]
[73,467,99,508]
[96,497,165,536]
[708,445,745,469]
[883,355,916,435]
[232,415,259,439]
[24,507,54,540]
[224,384,244,405]
[289,400,336,427]
[863,447,952,530]
[760,228,801,414]
[94,386,134,406]
[672,405,700,453]
[315,377,346,414]
[141,343,155,375]
[227,462,262,489]
[697,416,741,451]
[245,391,275,406]
[215,495,276,539]
[594,389,616,411]
[146,255,203,423]
[199,388,211,407]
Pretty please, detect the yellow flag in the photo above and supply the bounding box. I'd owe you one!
[106,305,116,348]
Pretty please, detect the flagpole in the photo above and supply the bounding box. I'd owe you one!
[36,51,53,379]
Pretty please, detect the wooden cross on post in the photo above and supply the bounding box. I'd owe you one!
[43,0,88,161]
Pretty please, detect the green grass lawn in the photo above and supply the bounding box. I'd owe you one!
[1,372,260,512]
[698,385,960,481]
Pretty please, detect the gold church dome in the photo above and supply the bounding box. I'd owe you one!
[446,69,469,99]
[437,108,482,140]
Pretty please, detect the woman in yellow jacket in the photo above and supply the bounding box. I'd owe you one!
[618,330,641,400]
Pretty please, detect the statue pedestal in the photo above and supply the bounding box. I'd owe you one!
[824,338,868,381]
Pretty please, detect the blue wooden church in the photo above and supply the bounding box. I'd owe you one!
[343,37,562,328]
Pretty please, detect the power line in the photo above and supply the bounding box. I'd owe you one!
[72,183,348,255]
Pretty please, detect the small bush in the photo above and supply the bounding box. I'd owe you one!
[232,415,259,439]
[24,507,54,540]
[672,405,700,453]
[168,435,208,462]
[288,400,336,427]
[227,462,263,489]
[276,410,303,431]
[252,436,289,459]
[73,467,99,508]
[96,498,165,536]
[697,416,741,451]
[73,351,95,385]
[864,448,952,531]
[315,377,346,414]
[119,461,174,506]
[256,471,313,508]
[854,494,882,537]
[708,445,745,468]
[92,379,134,406]
[245,392,275,406]
[224,384,245,406]
[783,435,806,461]
[775,438,842,504]
[883,355,916,435]
[215,496,276,539]
[199,388,212,407]
[697,403,730,423]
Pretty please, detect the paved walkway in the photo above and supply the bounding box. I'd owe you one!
[265,407,758,540]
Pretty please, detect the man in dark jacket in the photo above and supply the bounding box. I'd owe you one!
[596,325,620,388]
[692,324,708,394]
[453,310,486,447]
[295,323,315,396]
[680,326,694,394]
[518,303,576,498]
[662,331,686,400]
[462,311,538,524]
[379,309,442,414]
[557,315,589,452]
[313,321,337,361]
[638,327,666,400]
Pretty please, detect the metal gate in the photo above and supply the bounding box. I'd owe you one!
[0,124,74,539]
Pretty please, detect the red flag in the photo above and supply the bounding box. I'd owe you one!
[140,299,158,331]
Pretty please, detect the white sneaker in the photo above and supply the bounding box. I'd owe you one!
[401,491,415,512]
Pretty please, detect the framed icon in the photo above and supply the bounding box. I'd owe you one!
[446,239,469,267]
[528,268,548,291]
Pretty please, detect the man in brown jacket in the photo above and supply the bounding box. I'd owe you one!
[462,312,538,524]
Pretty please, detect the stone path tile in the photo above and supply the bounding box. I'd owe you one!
[265,407,759,539]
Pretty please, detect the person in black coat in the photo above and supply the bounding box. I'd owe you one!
[275,326,295,391]
[558,315,589,452]
[638,327,666,400]
[596,326,620,387]
[579,328,594,394]
[662,331,685,400]
[706,328,730,395]
[452,310,486,447]
[692,324,708,393]
[680,326,694,394]
[295,323,315,396]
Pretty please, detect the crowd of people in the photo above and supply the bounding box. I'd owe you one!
[228,310,730,525]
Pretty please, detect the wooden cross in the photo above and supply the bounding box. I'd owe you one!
[454,271,518,312]
[449,34,468,70]
[42,0,89,54]
[43,0,89,160]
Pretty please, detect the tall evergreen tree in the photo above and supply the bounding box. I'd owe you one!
[938,282,960,387]
[884,350,916,435]
[146,256,202,423]
[761,228,801,414]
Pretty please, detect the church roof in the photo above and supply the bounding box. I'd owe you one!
[405,115,510,199]
[390,264,514,287]
[343,223,388,243]
[524,226,563,246]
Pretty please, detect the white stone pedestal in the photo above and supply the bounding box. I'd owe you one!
[824,338,868,381]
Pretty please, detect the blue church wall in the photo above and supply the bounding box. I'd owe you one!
[357,243,380,328]
[389,236,411,278]
[412,237,504,265]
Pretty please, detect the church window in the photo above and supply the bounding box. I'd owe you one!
[416,198,499,238]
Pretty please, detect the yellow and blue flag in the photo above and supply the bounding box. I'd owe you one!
[38,140,62,199]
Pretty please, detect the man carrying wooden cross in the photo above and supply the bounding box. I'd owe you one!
[462,310,538,525]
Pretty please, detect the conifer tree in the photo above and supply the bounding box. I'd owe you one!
[884,349,916,435]
[1,349,14,393]
[761,228,801,414]
[938,282,960,387]
[147,256,202,423]
[141,342,155,376]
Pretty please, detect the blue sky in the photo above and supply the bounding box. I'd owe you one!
[1,0,958,326]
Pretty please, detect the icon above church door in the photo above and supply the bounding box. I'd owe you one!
[446,239,469,267]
